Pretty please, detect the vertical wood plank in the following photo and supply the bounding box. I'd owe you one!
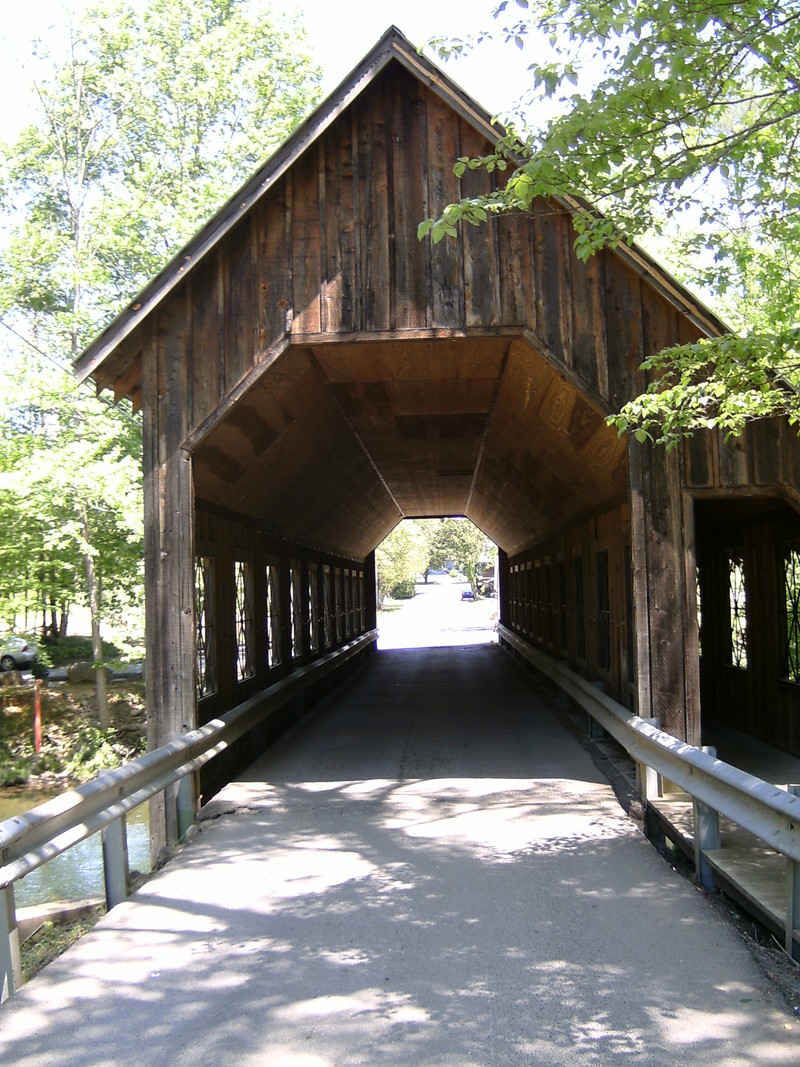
[356,85,391,331]
[256,179,290,356]
[570,251,608,399]
[604,253,644,410]
[425,90,463,328]
[459,119,500,327]
[223,215,257,387]
[291,149,321,334]
[143,290,197,858]
[638,440,698,740]
[190,255,221,432]
[322,120,357,333]
[533,205,573,367]
[390,68,427,329]
[497,212,531,328]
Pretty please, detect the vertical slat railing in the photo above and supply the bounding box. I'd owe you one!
[0,631,376,1002]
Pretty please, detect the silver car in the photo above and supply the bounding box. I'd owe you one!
[0,636,38,671]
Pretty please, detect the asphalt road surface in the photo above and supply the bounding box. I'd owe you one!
[1,644,797,1066]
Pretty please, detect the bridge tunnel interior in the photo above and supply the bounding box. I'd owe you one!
[189,331,634,798]
[191,335,629,565]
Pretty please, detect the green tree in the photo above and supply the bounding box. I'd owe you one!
[0,350,143,724]
[0,0,321,718]
[426,1,800,446]
[1,0,322,349]
[424,518,493,596]
[376,522,428,603]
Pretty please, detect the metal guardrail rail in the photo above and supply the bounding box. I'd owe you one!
[0,630,377,1001]
[497,624,800,958]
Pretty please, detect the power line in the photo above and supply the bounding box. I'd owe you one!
[0,316,141,427]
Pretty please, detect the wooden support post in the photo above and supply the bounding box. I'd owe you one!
[142,306,196,861]
[693,745,720,890]
[102,815,130,910]
[0,884,21,1003]
[629,439,701,743]
[364,552,377,640]
[786,786,800,960]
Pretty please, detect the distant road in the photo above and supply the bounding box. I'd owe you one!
[378,575,498,650]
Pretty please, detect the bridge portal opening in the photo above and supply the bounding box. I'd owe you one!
[375,518,498,650]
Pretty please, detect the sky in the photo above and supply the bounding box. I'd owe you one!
[0,0,537,143]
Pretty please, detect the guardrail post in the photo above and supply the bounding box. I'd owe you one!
[636,717,661,803]
[102,815,129,909]
[1,884,21,1003]
[176,774,195,841]
[693,746,720,891]
[786,786,800,961]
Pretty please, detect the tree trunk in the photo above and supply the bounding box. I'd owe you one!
[80,502,109,727]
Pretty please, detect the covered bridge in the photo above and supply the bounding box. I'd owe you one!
[75,28,800,852]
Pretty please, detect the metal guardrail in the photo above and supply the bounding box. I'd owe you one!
[497,624,800,957]
[0,630,377,1001]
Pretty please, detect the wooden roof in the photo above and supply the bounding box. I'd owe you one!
[74,28,728,559]
[74,26,725,399]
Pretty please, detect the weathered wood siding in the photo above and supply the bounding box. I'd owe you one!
[686,419,800,503]
[696,501,800,757]
[125,61,702,453]
[503,502,635,713]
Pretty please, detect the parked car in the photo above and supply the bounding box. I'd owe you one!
[460,588,476,601]
[0,636,38,671]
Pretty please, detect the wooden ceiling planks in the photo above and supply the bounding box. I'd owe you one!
[468,338,628,554]
[193,347,401,557]
[191,334,627,559]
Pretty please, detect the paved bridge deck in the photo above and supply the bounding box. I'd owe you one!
[1,645,797,1066]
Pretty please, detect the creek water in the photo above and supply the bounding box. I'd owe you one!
[0,788,151,908]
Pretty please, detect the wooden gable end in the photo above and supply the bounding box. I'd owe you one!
[91,56,713,436]
[79,34,736,561]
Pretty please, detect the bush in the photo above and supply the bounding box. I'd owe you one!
[63,724,145,779]
[388,578,416,600]
[41,636,122,667]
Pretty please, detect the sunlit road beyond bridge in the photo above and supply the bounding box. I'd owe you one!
[1,641,797,1065]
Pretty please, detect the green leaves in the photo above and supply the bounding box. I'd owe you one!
[421,0,800,445]
[0,0,322,636]
[608,328,800,448]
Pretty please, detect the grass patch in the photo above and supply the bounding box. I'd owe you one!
[0,681,146,788]
[21,908,104,982]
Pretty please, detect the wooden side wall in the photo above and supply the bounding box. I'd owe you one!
[684,421,800,752]
[696,502,800,756]
[502,502,635,711]
[193,504,375,800]
[685,419,800,497]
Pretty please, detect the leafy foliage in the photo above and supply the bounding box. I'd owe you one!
[426,1,800,445]
[0,351,143,643]
[424,518,494,593]
[0,1,321,713]
[376,518,494,601]
[1,0,322,355]
[376,522,428,600]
